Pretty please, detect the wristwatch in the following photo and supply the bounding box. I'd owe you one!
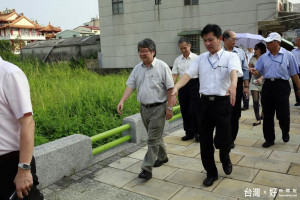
[18,163,31,170]
[167,107,173,111]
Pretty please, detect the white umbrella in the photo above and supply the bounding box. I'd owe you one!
[235,33,265,48]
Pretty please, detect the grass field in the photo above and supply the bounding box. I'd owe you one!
[2,52,140,146]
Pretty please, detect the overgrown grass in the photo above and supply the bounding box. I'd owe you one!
[2,53,139,146]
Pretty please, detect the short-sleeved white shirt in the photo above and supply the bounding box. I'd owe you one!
[186,48,243,96]
[0,57,33,156]
[172,52,198,78]
[126,58,174,104]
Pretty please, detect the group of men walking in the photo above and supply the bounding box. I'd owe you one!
[117,24,300,187]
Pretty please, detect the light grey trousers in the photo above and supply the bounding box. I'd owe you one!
[140,102,168,172]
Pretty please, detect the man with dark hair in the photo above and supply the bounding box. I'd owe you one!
[291,37,300,106]
[172,37,200,142]
[223,30,250,149]
[117,38,174,180]
[0,56,43,199]
[172,24,243,187]
[251,32,300,148]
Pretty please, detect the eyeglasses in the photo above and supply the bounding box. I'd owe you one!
[138,50,150,54]
[229,37,238,41]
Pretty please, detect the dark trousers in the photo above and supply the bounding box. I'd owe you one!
[262,79,291,142]
[178,78,201,138]
[0,152,43,200]
[242,72,252,108]
[231,77,243,143]
[198,95,232,177]
[292,73,300,103]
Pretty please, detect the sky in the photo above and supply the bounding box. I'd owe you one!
[0,0,99,30]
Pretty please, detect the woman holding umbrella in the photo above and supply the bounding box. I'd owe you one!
[249,42,266,126]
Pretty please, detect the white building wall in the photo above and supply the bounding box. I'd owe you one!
[99,0,278,68]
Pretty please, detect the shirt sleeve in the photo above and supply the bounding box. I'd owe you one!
[3,70,33,119]
[228,53,243,77]
[254,56,264,75]
[126,66,137,90]
[288,52,299,76]
[241,51,249,80]
[186,56,200,78]
[172,58,179,75]
[164,63,175,89]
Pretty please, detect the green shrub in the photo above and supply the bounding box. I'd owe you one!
[3,57,139,146]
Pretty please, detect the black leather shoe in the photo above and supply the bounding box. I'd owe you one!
[282,133,290,143]
[181,135,194,141]
[203,176,218,187]
[252,121,261,126]
[153,157,168,167]
[230,143,235,149]
[241,107,249,111]
[295,102,300,106]
[222,160,232,175]
[262,141,274,148]
[194,134,200,143]
[138,169,152,180]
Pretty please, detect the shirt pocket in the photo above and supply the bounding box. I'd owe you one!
[216,67,229,80]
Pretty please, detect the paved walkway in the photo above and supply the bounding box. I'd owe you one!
[43,98,300,200]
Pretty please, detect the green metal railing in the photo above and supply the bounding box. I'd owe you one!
[91,105,182,155]
[91,124,131,155]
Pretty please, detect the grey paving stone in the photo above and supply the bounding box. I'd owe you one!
[125,160,178,180]
[170,186,236,200]
[231,145,272,158]
[166,144,200,158]
[254,141,299,153]
[40,188,54,196]
[46,178,156,200]
[253,171,300,191]
[238,156,290,173]
[214,178,275,200]
[269,151,300,164]
[165,169,223,191]
[123,177,183,200]
[288,163,300,176]
[93,167,137,188]
[165,155,204,172]
[109,157,140,169]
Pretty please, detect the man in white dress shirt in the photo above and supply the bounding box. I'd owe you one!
[172,37,200,142]
[172,24,243,187]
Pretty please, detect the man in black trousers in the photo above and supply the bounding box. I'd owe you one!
[172,37,200,142]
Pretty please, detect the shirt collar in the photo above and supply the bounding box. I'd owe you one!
[142,57,156,68]
[267,47,284,56]
[181,53,192,60]
[209,48,224,58]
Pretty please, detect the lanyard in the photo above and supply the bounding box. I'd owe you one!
[208,50,224,69]
[269,53,284,65]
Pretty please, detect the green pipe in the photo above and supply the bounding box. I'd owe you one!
[91,124,131,143]
[169,113,182,122]
[92,135,131,155]
[173,105,180,112]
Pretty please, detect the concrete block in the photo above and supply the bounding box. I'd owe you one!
[122,113,170,144]
[34,134,93,189]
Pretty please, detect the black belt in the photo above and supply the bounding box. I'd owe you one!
[201,94,228,101]
[0,151,19,163]
[141,101,166,108]
[264,78,288,82]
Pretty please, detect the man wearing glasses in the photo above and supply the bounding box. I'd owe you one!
[223,30,250,149]
[117,38,174,180]
[251,32,300,148]
[172,24,243,187]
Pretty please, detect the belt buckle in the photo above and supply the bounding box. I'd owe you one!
[271,78,275,81]
[209,96,215,101]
